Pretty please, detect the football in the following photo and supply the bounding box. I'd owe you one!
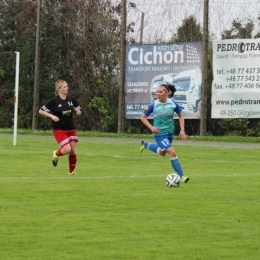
[165,173,181,187]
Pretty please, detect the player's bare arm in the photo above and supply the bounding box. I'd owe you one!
[177,112,187,141]
[140,113,160,133]
[73,107,82,116]
[38,109,59,122]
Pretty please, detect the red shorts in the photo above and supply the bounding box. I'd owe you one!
[52,129,78,147]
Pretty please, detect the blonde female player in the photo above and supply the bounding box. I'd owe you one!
[140,84,189,183]
[39,80,81,175]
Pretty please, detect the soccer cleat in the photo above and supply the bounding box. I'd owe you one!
[68,171,75,175]
[182,176,190,183]
[140,141,145,153]
[52,150,59,167]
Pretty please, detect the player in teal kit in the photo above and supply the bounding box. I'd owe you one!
[140,84,189,183]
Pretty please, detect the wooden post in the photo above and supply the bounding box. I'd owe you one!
[200,0,209,136]
[32,0,42,130]
[117,0,126,133]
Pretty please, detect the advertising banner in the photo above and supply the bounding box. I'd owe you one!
[211,39,260,118]
[125,42,202,119]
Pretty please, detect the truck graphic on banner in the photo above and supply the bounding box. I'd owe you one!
[125,42,202,119]
[150,73,177,101]
[173,68,202,113]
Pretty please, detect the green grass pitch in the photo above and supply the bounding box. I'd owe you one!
[1,135,260,259]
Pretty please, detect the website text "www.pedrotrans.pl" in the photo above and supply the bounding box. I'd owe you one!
[215,98,260,106]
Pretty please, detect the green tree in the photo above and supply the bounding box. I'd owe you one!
[0,0,122,132]
[254,17,260,38]
[0,0,37,128]
[39,0,122,131]
[221,19,255,39]
[170,15,203,42]
[0,68,4,78]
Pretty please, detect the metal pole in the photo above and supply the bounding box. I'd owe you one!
[32,0,42,130]
[140,11,144,44]
[117,0,126,133]
[200,0,209,136]
[129,3,144,44]
[13,52,20,146]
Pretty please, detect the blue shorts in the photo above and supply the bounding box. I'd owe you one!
[154,133,174,151]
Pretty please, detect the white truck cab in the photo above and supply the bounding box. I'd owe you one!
[173,68,202,112]
[150,75,165,101]
[150,73,178,101]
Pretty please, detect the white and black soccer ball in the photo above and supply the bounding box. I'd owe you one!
[165,173,181,187]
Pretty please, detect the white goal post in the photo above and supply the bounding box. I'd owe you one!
[13,52,20,146]
[0,51,20,146]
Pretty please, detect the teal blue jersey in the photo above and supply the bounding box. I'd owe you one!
[143,98,182,136]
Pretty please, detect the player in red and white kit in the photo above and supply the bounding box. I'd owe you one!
[39,79,81,175]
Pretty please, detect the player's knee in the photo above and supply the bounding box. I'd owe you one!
[159,150,166,156]
[63,145,72,154]
[170,152,177,157]
[167,149,177,157]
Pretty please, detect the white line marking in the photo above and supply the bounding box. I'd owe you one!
[0,173,259,181]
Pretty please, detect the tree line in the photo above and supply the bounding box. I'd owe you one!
[0,0,260,136]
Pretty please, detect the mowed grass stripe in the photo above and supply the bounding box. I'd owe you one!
[0,172,260,181]
[1,135,260,260]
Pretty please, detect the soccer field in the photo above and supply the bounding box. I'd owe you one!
[1,135,260,260]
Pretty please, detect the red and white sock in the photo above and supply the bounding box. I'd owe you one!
[56,148,63,156]
[69,154,77,173]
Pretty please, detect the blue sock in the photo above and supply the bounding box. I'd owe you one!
[170,157,184,178]
[144,142,159,154]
